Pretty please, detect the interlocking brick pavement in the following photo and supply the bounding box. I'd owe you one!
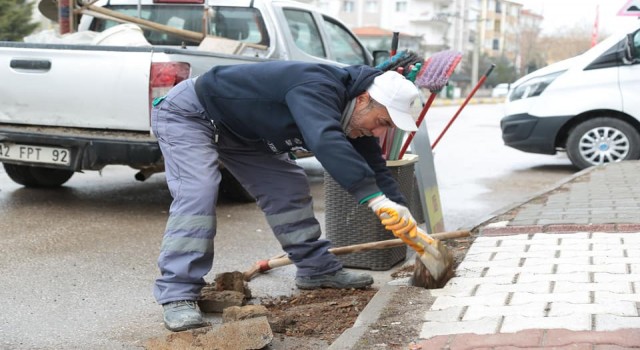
[414,328,640,350]
[332,162,640,349]
[411,162,640,349]
[418,232,640,341]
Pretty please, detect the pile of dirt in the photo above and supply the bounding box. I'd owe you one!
[262,288,377,343]
[261,234,474,348]
[144,235,474,349]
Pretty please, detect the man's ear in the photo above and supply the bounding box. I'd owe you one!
[355,91,371,108]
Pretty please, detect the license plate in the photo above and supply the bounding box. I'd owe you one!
[0,143,71,166]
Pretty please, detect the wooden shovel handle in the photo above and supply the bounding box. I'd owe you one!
[243,229,470,281]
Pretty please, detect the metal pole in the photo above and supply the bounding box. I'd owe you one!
[471,13,480,88]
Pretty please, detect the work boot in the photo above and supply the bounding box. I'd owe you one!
[295,269,373,290]
[162,300,208,332]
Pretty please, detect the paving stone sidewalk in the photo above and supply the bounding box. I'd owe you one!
[412,161,640,349]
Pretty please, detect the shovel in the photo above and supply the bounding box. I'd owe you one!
[243,229,469,281]
[377,209,455,287]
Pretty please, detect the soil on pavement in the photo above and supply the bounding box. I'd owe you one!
[262,234,474,349]
[262,288,377,349]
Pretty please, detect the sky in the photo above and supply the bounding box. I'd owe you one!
[513,0,640,36]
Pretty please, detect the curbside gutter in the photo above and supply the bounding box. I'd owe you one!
[470,164,599,235]
[328,285,401,349]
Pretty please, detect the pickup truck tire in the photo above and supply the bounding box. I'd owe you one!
[3,163,74,187]
[220,168,255,203]
[566,117,640,170]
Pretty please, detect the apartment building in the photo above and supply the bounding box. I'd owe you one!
[304,1,547,82]
[308,0,475,56]
[478,0,520,61]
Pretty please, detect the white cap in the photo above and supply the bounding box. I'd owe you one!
[367,71,419,132]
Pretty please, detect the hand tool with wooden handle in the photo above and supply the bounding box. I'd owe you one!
[376,208,454,282]
[243,229,469,281]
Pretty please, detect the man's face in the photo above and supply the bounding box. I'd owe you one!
[346,93,394,139]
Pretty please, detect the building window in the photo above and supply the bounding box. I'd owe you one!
[366,0,378,13]
[343,0,354,13]
[492,38,500,50]
[395,1,407,12]
[494,19,501,32]
[486,19,494,30]
[495,0,502,13]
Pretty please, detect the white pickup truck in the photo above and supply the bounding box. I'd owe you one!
[0,0,381,200]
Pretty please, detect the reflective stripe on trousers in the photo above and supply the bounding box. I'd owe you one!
[151,79,341,305]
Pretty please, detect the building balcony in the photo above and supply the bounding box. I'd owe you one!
[409,13,450,26]
[412,0,450,5]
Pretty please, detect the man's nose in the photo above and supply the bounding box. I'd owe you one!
[371,126,388,138]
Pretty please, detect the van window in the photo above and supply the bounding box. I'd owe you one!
[210,6,269,46]
[322,16,367,65]
[90,5,269,47]
[283,9,326,58]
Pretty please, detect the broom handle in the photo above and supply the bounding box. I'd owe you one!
[398,92,437,159]
[243,229,471,281]
[381,31,400,158]
[431,64,495,150]
[390,32,399,57]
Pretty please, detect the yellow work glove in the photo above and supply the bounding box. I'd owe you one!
[368,195,417,237]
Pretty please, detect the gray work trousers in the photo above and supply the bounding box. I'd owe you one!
[151,78,342,305]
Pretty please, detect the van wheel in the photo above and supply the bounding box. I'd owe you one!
[566,117,640,169]
[3,163,74,187]
[219,168,255,203]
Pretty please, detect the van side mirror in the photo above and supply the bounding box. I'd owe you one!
[624,30,640,63]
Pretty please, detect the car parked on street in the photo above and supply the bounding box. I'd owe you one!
[500,23,640,169]
[491,83,510,98]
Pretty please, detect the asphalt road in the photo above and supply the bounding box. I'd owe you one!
[0,103,579,349]
[424,103,577,231]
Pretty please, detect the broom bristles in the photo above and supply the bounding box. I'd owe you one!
[376,50,425,81]
[415,50,463,92]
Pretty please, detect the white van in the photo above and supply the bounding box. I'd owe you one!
[500,23,640,169]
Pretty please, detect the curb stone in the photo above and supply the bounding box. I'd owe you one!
[470,164,599,234]
[327,285,400,350]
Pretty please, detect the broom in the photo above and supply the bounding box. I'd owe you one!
[397,50,463,159]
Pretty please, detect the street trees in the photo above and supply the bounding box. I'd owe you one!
[538,24,594,65]
[0,0,39,41]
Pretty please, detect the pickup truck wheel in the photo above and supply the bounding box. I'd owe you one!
[566,117,640,170]
[219,168,255,203]
[2,163,74,187]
